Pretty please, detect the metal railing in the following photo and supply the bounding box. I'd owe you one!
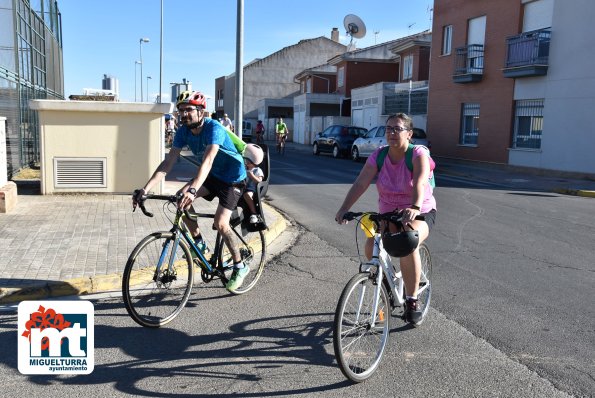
[505,28,551,68]
[454,44,485,75]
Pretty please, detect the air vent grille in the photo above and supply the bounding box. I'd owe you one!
[54,157,107,188]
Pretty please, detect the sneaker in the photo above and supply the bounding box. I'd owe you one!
[226,265,250,292]
[404,298,423,324]
[249,214,259,224]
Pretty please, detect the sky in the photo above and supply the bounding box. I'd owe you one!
[58,0,434,111]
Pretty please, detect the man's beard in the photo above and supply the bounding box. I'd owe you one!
[182,117,204,130]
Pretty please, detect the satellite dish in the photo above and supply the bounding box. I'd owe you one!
[344,14,367,40]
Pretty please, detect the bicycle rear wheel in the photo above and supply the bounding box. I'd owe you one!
[333,272,391,382]
[217,228,266,294]
[414,243,432,326]
[122,232,194,328]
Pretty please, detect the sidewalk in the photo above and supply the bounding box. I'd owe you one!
[0,155,287,304]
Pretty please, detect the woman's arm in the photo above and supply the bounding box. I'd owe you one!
[335,162,377,223]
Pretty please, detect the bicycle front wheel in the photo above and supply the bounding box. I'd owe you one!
[333,272,391,382]
[122,232,194,328]
[414,243,432,326]
[217,228,266,294]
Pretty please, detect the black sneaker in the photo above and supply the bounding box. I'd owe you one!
[404,298,423,324]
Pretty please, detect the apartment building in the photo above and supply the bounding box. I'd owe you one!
[427,0,595,174]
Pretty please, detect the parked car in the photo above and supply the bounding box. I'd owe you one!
[312,125,368,158]
[241,120,253,143]
[351,126,431,161]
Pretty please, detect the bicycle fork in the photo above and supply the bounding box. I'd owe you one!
[355,263,385,329]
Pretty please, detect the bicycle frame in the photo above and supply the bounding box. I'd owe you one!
[360,232,429,328]
[158,209,222,276]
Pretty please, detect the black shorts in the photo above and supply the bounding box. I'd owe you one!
[422,209,437,232]
[202,175,245,211]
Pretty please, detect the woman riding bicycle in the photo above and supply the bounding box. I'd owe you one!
[335,113,437,324]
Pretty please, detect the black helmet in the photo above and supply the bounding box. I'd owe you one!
[382,230,419,257]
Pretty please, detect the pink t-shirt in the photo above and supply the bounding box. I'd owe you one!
[366,146,437,214]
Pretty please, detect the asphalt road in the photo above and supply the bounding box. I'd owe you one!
[266,147,594,397]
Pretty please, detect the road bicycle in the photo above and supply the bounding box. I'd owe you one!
[122,193,267,328]
[333,211,432,382]
[276,134,286,155]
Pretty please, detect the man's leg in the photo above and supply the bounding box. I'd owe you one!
[213,205,241,263]
[182,185,212,249]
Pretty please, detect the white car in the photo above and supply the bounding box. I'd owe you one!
[351,126,431,161]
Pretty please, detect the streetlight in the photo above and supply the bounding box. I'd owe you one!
[146,76,152,102]
[139,37,150,101]
[134,60,141,102]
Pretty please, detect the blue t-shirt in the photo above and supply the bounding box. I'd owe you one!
[172,118,247,183]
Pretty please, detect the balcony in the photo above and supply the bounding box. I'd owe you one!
[453,44,484,83]
[503,28,551,78]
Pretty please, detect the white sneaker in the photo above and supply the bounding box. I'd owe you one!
[249,214,259,224]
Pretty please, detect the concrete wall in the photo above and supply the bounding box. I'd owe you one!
[0,117,6,187]
[30,100,172,194]
[0,116,17,213]
[225,37,347,120]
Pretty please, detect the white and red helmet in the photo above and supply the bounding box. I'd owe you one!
[176,90,207,109]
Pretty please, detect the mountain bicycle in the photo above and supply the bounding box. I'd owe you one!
[122,192,267,328]
[333,211,432,382]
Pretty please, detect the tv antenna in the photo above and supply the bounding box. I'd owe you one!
[344,14,366,51]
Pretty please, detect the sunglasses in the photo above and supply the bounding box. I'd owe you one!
[178,107,198,114]
[385,126,410,135]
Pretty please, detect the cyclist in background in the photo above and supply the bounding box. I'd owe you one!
[133,90,252,292]
[255,120,265,144]
[275,117,288,147]
[335,113,437,324]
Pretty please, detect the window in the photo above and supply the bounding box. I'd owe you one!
[513,99,544,149]
[306,78,311,93]
[338,66,345,87]
[442,25,452,55]
[460,103,480,145]
[402,54,413,80]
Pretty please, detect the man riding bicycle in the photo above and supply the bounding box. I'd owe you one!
[132,90,253,292]
[275,117,288,146]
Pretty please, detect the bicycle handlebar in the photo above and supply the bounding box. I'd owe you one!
[342,211,425,223]
[132,191,215,220]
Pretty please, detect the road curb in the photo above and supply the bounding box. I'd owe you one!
[553,188,595,198]
[0,203,288,305]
